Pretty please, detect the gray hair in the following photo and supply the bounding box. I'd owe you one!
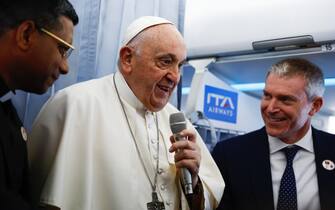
[266,58,325,100]
[117,23,170,69]
[117,29,146,69]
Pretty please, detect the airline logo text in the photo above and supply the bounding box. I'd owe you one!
[203,85,238,123]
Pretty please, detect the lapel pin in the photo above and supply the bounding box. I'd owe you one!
[322,160,335,171]
[21,126,28,141]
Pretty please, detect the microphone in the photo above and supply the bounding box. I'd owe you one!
[169,112,193,195]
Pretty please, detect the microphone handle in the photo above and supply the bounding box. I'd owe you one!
[181,168,193,195]
[174,134,193,195]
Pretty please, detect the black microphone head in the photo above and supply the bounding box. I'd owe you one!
[169,112,187,134]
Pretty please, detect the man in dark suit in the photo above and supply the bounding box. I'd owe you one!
[212,58,335,210]
[0,0,78,209]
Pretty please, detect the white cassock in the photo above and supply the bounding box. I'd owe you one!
[28,71,224,210]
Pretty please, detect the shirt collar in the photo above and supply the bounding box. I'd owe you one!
[114,71,146,113]
[0,91,15,102]
[0,76,15,102]
[268,126,314,154]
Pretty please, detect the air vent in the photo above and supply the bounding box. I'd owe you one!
[252,35,315,51]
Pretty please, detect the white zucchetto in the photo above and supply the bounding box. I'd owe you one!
[122,16,173,46]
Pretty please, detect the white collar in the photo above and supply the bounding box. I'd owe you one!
[0,91,15,102]
[268,126,314,154]
[114,71,146,113]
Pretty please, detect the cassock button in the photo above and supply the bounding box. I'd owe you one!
[158,168,164,174]
[151,138,157,144]
[322,160,335,171]
[160,184,166,191]
[21,126,28,141]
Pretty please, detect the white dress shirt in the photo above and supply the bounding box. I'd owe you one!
[268,126,321,210]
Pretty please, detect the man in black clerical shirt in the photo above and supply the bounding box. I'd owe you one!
[0,0,78,209]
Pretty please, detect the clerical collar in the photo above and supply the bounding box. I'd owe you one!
[0,76,15,102]
[268,126,314,154]
[114,71,146,112]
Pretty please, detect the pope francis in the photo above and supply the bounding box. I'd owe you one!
[28,16,224,210]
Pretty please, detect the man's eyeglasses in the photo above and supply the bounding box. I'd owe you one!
[40,28,75,58]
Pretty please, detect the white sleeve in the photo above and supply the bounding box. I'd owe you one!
[28,90,76,207]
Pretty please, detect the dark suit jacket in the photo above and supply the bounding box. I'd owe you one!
[212,127,335,210]
[0,100,32,210]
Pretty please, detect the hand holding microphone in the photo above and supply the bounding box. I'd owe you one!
[169,112,201,195]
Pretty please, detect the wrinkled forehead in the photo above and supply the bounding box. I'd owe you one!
[265,73,308,94]
[145,24,186,55]
[129,23,186,52]
[142,23,182,40]
[267,71,306,83]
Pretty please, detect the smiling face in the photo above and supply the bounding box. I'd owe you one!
[261,73,322,143]
[24,16,74,93]
[6,16,74,94]
[120,24,186,112]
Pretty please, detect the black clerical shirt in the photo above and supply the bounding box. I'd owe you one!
[0,77,32,209]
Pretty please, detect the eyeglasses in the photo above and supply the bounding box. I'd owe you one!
[40,28,75,58]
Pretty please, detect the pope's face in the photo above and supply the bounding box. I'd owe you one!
[123,24,186,112]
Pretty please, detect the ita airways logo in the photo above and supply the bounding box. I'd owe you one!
[203,85,238,123]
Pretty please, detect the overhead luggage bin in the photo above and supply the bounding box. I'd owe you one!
[184,0,335,58]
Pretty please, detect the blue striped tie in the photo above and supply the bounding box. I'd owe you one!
[277,146,300,210]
